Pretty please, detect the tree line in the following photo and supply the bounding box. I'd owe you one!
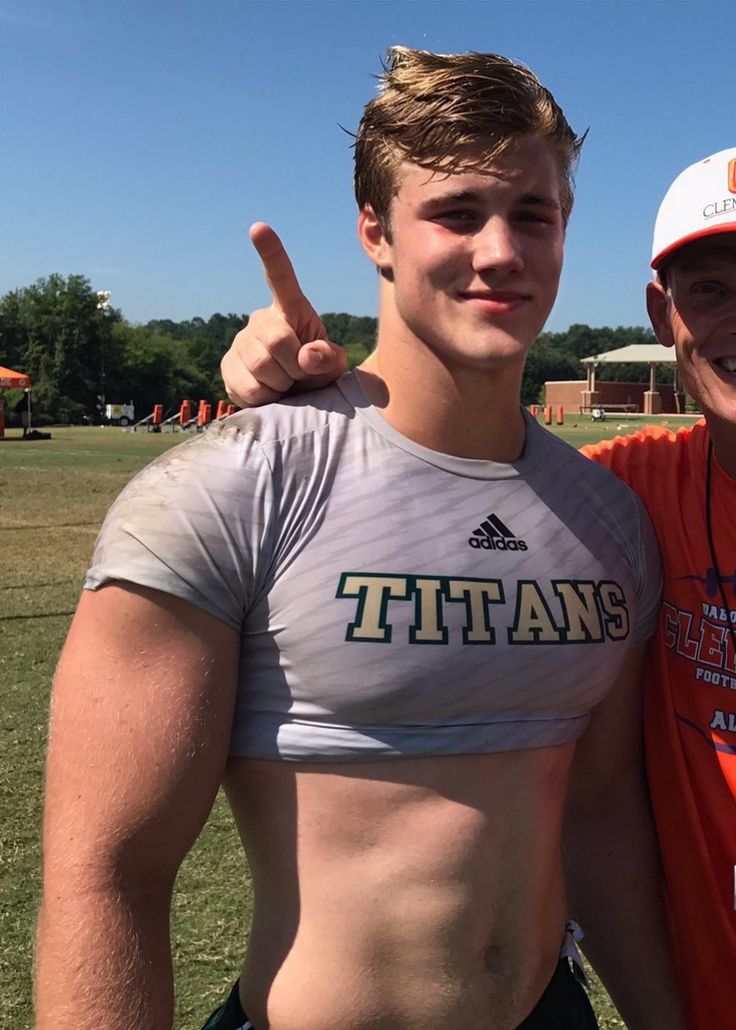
[0,274,666,426]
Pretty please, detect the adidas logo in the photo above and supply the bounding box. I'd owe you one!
[468,513,528,551]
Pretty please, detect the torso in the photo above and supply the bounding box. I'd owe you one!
[87,377,661,1027]
[585,424,736,1030]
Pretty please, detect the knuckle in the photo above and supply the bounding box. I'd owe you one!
[248,348,281,377]
[261,324,297,356]
[247,347,294,394]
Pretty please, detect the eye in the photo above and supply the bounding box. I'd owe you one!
[690,280,727,297]
[432,210,479,231]
[514,209,554,226]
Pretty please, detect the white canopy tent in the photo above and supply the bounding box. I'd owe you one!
[581,344,682,412]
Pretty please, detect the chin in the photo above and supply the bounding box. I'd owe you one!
[453,347,528,374]
[710,400,736,425]
[696,387,736,426]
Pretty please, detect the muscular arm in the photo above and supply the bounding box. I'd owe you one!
[563,643,685,1030]
[35,583,240,1030]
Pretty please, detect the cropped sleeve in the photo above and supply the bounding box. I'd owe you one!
[85,424,276,630]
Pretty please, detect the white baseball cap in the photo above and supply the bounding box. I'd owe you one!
[651,147,736,269]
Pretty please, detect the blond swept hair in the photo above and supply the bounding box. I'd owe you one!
[354,46,584,227]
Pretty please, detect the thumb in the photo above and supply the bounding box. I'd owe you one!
[297,340,349,380]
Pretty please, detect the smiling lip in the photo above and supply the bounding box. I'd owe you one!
[712,356,736,372]
[458,290,531,314]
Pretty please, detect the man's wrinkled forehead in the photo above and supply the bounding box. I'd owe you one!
[667,232,736,275]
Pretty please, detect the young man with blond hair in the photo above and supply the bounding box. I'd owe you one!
[37,48,682,1029]
[224,82,736,1022]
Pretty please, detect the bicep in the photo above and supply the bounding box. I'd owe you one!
[43,582,240,885]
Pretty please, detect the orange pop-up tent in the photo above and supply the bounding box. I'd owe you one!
[0,365,30,388]
[0,365,32,436]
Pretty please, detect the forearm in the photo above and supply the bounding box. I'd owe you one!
[564,787,684,1030]
[35,876,174,1030]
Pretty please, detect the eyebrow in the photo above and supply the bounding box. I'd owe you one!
[419,189,560,211]
[518,192,561,210]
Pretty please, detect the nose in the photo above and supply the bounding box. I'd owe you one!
[471,218,524,276]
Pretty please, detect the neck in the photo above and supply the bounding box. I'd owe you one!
[707,417,736,480]
[360,307,527,463]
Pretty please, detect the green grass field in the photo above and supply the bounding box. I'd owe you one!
[0,416,699,1029]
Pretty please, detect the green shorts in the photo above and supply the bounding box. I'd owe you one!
[201,959,598,1029]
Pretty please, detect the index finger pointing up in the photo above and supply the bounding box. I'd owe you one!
[249,222,306,313]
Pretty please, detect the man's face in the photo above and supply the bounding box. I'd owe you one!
[647,235,736,426]
[359,137,565,372]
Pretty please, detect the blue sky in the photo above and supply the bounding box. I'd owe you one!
[1,0,733,333]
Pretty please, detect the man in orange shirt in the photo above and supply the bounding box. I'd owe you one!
[580,149,736,1029]
[221,147,736,1027]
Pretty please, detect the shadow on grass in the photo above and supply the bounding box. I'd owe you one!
[0,611,76,621]
[1,580,77,590]
[0,523,101,531]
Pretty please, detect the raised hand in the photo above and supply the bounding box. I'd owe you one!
[221,223,348,407]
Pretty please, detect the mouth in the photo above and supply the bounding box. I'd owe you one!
[458,290,531,314]
[715,357,736,374]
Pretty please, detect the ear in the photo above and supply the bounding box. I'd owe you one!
[646,280,675,349]
[357,205,393,272]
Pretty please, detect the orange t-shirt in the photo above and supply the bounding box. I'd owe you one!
[584,423,736,1029]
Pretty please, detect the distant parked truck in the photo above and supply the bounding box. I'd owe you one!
[105,403,135,426]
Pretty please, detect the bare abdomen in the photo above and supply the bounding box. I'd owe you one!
[224,746,574,1029]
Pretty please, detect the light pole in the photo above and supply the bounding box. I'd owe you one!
[96,290,111,420]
